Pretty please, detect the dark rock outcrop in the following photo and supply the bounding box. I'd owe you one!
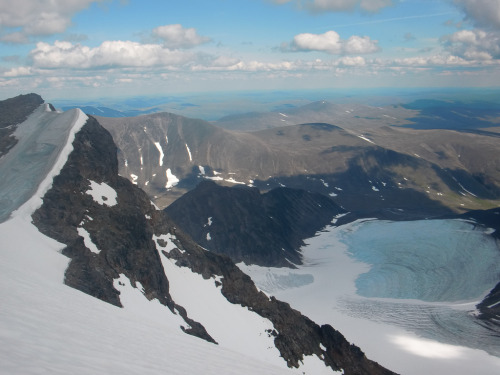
[166,180,344,267]
[32,116,215,343]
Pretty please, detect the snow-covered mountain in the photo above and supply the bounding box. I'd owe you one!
[0,94,394,374]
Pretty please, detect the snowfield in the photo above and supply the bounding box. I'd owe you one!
[239,219,500,375]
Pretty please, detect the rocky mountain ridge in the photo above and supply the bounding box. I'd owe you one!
[18,99,395,374]
[97,109,500,216]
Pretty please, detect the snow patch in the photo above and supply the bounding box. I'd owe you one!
[199,165,206,175]
[77,227,100,254]
[357,135,375,144]
[130,174,138,185]
[153,141,164,167]
[185,144,192,161]
[207,233,212,241]
[166,168,179,189]
[86,180,117,206]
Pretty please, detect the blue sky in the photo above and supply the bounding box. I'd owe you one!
[1,0,499,100]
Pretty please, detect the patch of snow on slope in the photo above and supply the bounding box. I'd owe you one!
[185,144,192,161]
[86,180,117,206]
[199,165,205,175]
[207,233,212,241]
[77,227,100,254]
[130,174,138,184]
[113,273,188,330]
[205,176,223,181]
[156,251,290,370]
[166,168,179,189]
[153,141,164,166]
[300,355,340,374]
[357,135,375,144]
[225,177,245,185]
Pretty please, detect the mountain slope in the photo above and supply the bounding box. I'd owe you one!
[98,111,500,216]
[166,180,345,267]
[0,97,395,374]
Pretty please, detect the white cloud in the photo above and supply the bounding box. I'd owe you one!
[442,29,500,60]
[272,0,394,13]
[0,0,104,41]
[3,66,33,77]
[454,0,500,29]
[29,40,197,69]
[337,56,366,66]
[152,24,211,49]
[288,30,379,54]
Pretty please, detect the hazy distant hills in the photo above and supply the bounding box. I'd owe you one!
[61,105,160,118]
[98,101,500,216]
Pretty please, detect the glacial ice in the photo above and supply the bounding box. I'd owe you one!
[240,218,500,375]
[341,219,500,302]
[0,106,87,222]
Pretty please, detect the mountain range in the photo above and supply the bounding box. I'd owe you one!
[1,92,500,374]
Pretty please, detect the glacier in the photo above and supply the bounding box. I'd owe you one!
[240,218,500,375]
[0,105,86,222]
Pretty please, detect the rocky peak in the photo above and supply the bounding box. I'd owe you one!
[31,111,395,374]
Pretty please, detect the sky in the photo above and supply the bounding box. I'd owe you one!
[1,0,500,100]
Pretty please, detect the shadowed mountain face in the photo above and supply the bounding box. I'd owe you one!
[166,180,345,267]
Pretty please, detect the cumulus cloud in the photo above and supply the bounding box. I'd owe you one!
[272,0,394,13]
[0,0,104,41]
[3,66,33,77]
[152,24,211,49]
[286,30,379,54]
[442,29,500,60]
[454,0,500,29]
[29,40,197,69]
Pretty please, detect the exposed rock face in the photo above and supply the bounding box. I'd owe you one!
[0,93,44,157]
[32,113,396,374]
[166,180,344,267]
[32,116,215,343]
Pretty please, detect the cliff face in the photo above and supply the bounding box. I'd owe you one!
[166,180,345,267]
[32,115,395,374]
